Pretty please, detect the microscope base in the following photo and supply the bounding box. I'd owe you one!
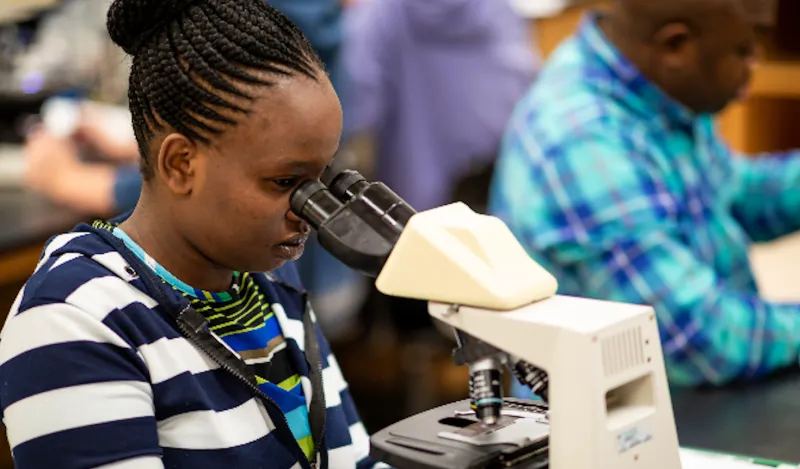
[369,398,550,469]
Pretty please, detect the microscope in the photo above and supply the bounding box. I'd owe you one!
[290,169,682,469]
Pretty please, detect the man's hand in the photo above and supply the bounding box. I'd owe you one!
[24,130,82,195]
[24,130,117,216]
[73,118,139,165]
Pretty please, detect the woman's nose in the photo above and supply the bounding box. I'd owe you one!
[286,206,303,223]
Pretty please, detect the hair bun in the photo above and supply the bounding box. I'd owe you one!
[107,0,198,55]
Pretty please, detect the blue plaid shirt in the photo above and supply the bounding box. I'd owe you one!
[489,12,800,387]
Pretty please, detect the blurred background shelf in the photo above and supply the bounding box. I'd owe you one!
[0,0,60,24]
[511,0,594,20]
[751,61,800,98]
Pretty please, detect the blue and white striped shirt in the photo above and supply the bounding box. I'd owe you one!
[0,223,388,469]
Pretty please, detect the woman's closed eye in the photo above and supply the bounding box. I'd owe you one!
[271,177,299,190]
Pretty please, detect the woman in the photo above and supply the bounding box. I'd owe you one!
[0,1,384,468]
[23,0,366,342]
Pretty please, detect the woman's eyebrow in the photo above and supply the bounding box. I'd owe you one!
[266,159,323,174]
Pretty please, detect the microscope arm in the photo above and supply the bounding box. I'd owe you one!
[372,204,681,469]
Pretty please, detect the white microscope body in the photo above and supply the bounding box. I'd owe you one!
[374,202,682,469]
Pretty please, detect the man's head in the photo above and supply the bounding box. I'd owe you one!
[107,0,342,273]
[606,0,775,114]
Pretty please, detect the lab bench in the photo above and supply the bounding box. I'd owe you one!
[0,192,799,466]
[672,370,800,464]
[2,181,799,468]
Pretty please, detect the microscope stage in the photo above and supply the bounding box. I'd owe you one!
[370,398,551,469]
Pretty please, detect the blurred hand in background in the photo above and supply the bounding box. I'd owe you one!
[23,105,138,217]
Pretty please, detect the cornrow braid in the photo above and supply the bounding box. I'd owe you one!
[106,0,324,178]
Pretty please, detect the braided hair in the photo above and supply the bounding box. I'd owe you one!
[106,0,324,178]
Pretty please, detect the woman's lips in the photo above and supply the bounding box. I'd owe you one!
[273,234,309,260]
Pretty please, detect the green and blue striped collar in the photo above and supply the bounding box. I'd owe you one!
[111,226,238,302]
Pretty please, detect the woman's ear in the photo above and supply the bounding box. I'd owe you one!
[156,134,198,196]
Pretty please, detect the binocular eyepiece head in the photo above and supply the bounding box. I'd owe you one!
[289,169,370,230]
[289,169,416,278]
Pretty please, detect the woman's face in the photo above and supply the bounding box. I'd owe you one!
[166,72,343,273]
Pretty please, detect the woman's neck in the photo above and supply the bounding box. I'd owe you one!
[119,194,235,293]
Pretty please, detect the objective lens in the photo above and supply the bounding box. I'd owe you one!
[511,359,549,403]
[290,180,344,230]
[469,357,503,426]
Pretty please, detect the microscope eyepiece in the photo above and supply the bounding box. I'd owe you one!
[320,165,340,188]
[289,169,418,277]
[327,170,369,202]
[290,180,344,230]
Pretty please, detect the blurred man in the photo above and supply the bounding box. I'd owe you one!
[489,0,800,389]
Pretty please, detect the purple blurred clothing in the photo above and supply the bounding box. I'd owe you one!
[341,0,539,211]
